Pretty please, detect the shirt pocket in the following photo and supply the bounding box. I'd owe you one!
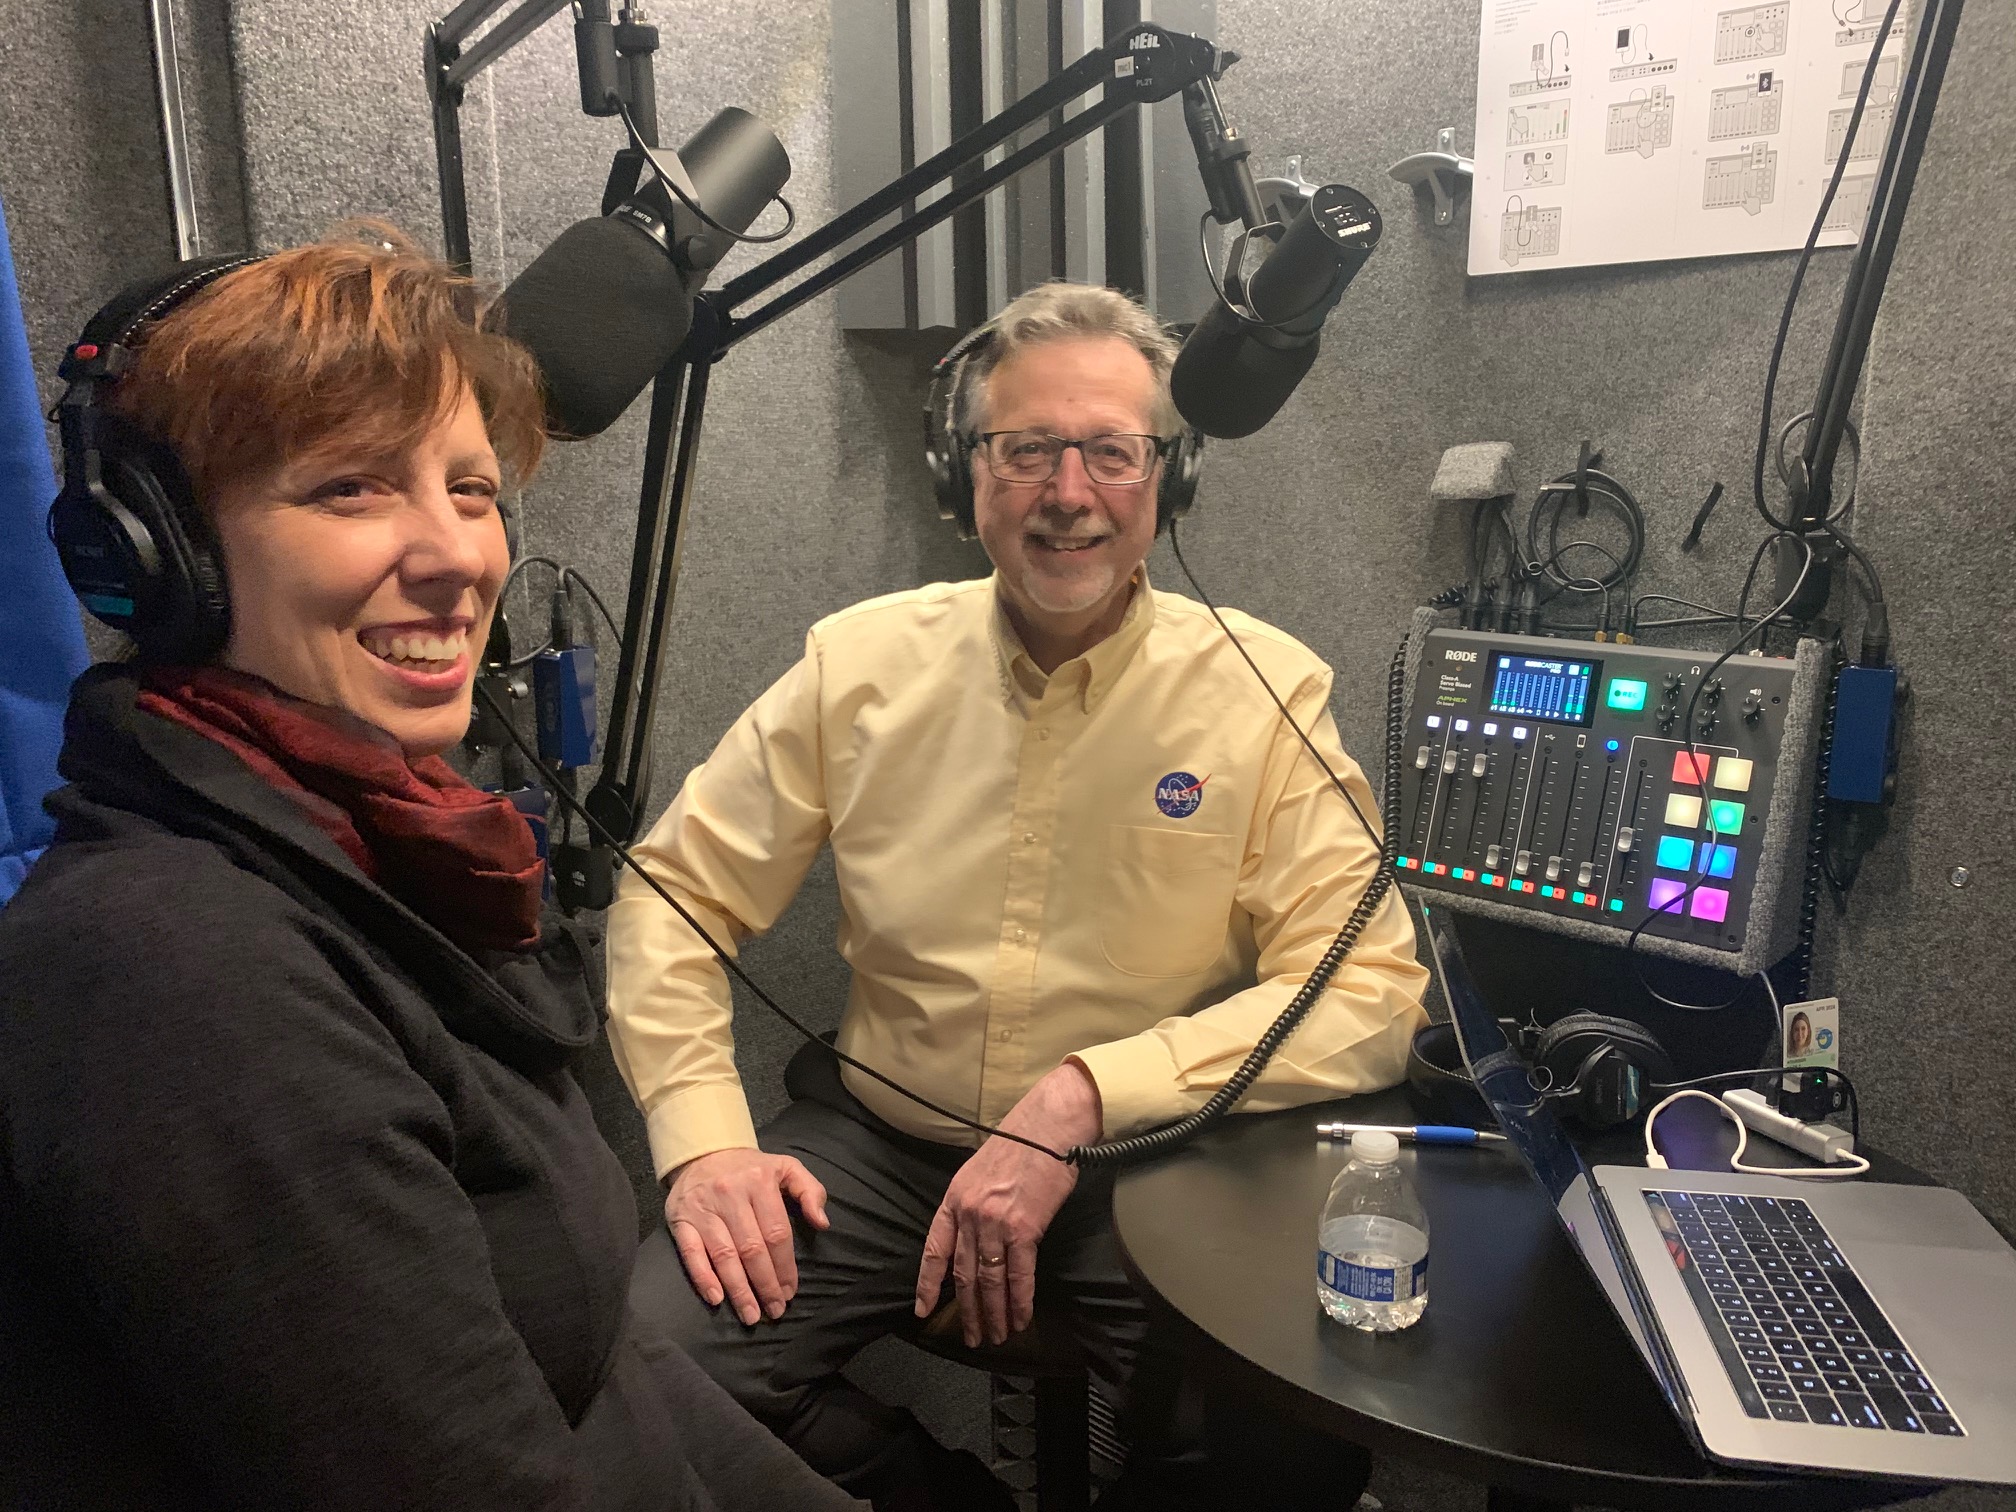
[1100,825,1239,979]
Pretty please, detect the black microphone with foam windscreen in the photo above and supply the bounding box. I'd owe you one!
[493,107,790,439]
[1169,184,1381,440]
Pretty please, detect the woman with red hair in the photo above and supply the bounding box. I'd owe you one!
[0,226,859,1511]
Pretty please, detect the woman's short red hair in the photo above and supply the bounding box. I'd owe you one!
[109,221,546,505]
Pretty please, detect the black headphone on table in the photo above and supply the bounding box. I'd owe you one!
[46,253,269,664]
[1406,1011,1679,1131]
[921,322,1205,540]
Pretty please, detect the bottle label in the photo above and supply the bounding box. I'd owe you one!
[1317,1250,1428,1302]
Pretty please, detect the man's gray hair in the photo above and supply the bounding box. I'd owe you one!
[953,281,1182,437]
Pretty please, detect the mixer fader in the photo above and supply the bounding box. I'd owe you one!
[1393,628,1822,964]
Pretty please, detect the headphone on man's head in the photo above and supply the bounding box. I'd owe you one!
[921,322,1205,540]
[1405,1011,1679,1131]
[47,253,269,664]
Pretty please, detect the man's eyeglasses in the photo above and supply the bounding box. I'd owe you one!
[975,431,1169,486]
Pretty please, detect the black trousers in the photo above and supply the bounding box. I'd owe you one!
[631,1054,1369,1510]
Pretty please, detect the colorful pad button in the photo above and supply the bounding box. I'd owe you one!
[1672,751,1712,784]
[1647,878,1688,914]
[1708,800,1745,835]
[1690,886,1731,923]
[1705,844,1737,879]
[1655,835,1697,871]
[1714,756,1754,792]
[1608,899,1625,912]
[1664,793,1702,828]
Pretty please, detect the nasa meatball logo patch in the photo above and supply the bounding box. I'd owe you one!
[1154,771,1208,819]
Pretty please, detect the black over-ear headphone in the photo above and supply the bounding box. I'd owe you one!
[1405,1011,1679,1131]
[47,253,268,664]
[921,322,1205,540]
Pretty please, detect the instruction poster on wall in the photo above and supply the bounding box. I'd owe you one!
[1469,0,1907,275]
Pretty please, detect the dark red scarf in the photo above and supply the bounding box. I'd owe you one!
[137,666,543,954]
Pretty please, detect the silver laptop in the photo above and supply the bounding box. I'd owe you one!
[1418,903,2016,1486]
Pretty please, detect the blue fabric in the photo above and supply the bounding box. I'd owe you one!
[0,197,90,903]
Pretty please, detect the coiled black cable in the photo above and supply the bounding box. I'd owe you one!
[1070,629,1409,1168]
[1524,466,1646,594]
[1792,642,1846,1001]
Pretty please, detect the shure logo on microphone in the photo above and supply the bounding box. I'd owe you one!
[1444,649,1478,663]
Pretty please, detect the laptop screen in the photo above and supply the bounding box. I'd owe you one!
[1418,904,1593,1204]
[1416,901,1682,1405]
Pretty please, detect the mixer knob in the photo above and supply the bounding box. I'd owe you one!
[1703,678,1725,704]
[1742,689,1765,725]
[1662,673,1685,693]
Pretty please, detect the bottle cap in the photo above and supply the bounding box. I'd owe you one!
[1350,1130,1400,1165]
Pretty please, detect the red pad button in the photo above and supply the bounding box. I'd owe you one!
[1671,751,1712,784]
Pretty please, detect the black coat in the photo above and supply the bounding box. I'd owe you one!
[0,666,855,1512]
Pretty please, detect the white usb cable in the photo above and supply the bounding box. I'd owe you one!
[1643,1089,1872,1179]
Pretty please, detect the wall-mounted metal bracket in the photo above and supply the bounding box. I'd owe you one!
[1387,126,1473,226]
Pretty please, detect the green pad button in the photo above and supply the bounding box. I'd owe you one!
[1606,678,1648,712]
[1708,800,1746,834]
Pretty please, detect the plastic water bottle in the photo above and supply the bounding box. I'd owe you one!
[1317,1130,1430,1332]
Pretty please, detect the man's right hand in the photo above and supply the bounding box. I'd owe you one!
[665,1148,831,1325]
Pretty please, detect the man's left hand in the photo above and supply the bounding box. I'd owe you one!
[914,1060,1104,1347]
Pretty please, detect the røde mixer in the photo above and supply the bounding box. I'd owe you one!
[1392,625,1830,973]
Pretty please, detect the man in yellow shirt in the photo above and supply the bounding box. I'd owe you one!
[609,282,1429,1510]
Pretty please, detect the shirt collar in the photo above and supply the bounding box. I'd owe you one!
[988,570,1157,714]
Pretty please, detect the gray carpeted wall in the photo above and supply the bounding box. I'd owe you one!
[3,0,2013,1500]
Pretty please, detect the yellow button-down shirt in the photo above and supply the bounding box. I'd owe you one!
[605,575,1428,1177]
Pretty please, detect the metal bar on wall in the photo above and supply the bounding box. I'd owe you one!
[980,0,1011,313]
[146,0,201,260]
[908,0,958,328]
[1141,0,1214,320]
[1058,0,1105,285]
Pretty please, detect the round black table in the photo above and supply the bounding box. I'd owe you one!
[1111,1085,1928,1512]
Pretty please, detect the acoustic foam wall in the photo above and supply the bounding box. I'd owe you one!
[3,4,2013,1500]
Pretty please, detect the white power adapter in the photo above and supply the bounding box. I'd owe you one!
[1722,1089,1857,1164]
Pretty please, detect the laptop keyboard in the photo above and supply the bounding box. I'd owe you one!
[1644,1191,1964,1435]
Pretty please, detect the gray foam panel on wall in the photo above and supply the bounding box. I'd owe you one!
[1809,0,2016,1233]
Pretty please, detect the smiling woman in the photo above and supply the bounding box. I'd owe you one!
[0,226,861,1512]
[107,227,543,759]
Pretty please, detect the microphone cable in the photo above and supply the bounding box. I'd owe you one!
[610,95,798,245]
[1194,210,1351,332]
[475,528,1410,1168]
[474,677,1073,1164]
